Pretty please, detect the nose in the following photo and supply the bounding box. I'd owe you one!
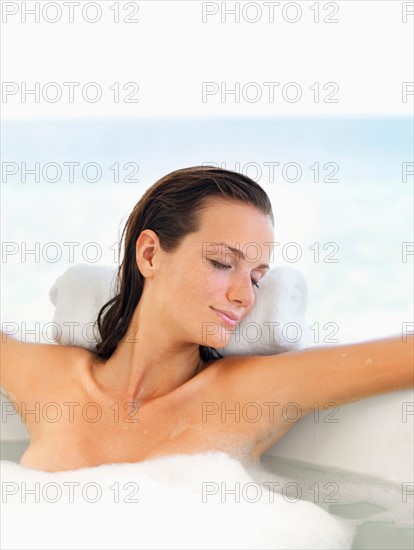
[226,273,256,310]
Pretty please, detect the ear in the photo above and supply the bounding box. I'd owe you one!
[135,229,160,277]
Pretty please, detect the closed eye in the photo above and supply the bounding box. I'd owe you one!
[210,259,231,270]
[209,260,260,289]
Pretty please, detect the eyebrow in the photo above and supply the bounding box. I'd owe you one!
[214,242,270,270]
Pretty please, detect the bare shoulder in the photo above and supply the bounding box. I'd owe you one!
[0,331,94,405]
[203,352,286,387]
[192,353,298,460]
[196,341,413,461]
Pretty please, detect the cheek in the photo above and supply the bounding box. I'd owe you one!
[163,260,228,311]
[178,269,227,322]
[195,267,226,306]
[165,264,208,303]
[200,265,229,300]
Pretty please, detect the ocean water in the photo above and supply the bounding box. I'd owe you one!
[1,117,412,345]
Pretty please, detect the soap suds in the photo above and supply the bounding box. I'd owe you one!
[1,452,355,549]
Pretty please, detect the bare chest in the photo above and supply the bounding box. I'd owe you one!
[18,378,256,472]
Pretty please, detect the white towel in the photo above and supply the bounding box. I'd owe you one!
[49,263,311,355]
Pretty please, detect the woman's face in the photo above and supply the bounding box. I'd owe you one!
[154,198,275,349]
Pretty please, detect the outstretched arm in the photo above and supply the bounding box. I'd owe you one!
[0,331,74,411]
[223,334,413,409]
[210,335,413,454]
[292,334,413,409]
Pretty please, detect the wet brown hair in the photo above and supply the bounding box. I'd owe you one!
[94,165,274,362]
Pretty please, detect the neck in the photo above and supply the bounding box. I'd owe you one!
[91,292,205,406]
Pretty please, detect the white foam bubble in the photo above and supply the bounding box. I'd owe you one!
[1,452,355,550]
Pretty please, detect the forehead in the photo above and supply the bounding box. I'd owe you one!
[196,199,274,239]
[180,199,274,266]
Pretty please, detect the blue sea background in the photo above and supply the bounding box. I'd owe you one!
[1,117,412,345]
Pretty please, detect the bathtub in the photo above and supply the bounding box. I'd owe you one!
[1,390,413,550]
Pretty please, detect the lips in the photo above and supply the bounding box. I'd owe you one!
[210,307,240,328]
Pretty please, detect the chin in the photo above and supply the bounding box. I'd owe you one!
[202,330,233,350]
[198,310,237,348]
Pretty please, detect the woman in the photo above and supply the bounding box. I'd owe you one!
[1,166,412,472]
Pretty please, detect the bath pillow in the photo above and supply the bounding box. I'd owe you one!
[48,263,311,356]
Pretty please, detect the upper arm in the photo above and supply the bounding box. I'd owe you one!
[212,335,413,452]
[0,331,67,407]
